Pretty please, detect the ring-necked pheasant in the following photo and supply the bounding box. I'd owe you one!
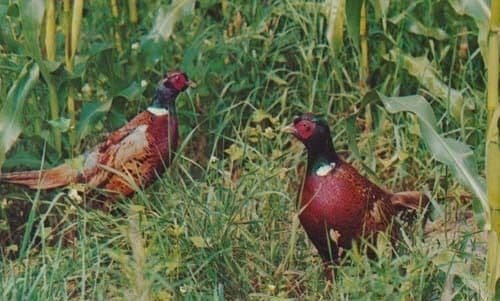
[283,113,428,277]
[0,71,194,204]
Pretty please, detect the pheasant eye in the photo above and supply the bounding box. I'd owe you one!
[300,122,311,132]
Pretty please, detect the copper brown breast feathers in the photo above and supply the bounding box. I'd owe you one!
[283,113,429,273]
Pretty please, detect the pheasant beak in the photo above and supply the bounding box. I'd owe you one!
[281,123,296,134]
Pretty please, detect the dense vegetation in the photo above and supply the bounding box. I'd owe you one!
[0,0,494,299]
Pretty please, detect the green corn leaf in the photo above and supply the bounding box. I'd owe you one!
[372,0,390,31]
[0,62,40,167]
[75,100,112,145]
[345,0,364,49]
[115,81,146,102]
[385,48,474,121]
[448,0,490,24]
[2,151,45,170]
[146,0,196,42]
[406,18,450,40]
[141,0,195,66]
[47,118,71,133]
[18,0,53,78]
[19,0,62,153]
[378,93,488,219]
[448,0,490,63]
[18,0,44,61]
[324,0,345,54]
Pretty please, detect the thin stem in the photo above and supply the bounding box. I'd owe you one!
[45,0,56,61]
[110,0,119,17]
[63,0,71,65]
[128,0,138,24]
[43,0,60,153]
[486,0,500,297]
[110,0,124,54]
[64,0,84,152]
[359,0,369,87]
[487,1,500,124]
[47,80,62,152]
[70,0,84,63]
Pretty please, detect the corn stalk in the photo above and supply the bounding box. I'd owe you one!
[110,0,124,54]
[128,0,138,24]
[43,0,62,155]
[64,0,84,152]
[486,0,500,297]
[45,0,56,61]
[359,0,368,86]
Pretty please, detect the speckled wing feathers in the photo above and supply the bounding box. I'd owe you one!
[0,110,178,200]
[81,111,177,197]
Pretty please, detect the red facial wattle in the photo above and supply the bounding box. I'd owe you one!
[165,72,190,91]
[294,120,315,140]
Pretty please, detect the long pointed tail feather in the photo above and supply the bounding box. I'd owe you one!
[391,191,429,212]
[0,164,79,189]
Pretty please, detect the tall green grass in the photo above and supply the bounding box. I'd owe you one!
[0,0,491,299]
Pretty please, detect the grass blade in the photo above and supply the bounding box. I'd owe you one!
[0,62,40,167]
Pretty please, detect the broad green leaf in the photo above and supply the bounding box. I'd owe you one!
[406,19,450,40]
[19,0,61,154]
[324,0,345,53]
[1,3,12,16]
[345,0,364,49]
[2,151,45,169]
[42,60,62,73]
[371,0,390,31]
[378,93,488,220]
[115,81,145,101]
[387,2,419,25]
[0,62,39,167]
[386,48,473,121]
[18,0,53,82]
[47,117,71,133]
[448,0,490,63]
[75,100,112,144]
[18,0,44,62]
[0,4,21,52]
[448,0,490,23]
[146,0,196,42]
[140,0,195,66]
